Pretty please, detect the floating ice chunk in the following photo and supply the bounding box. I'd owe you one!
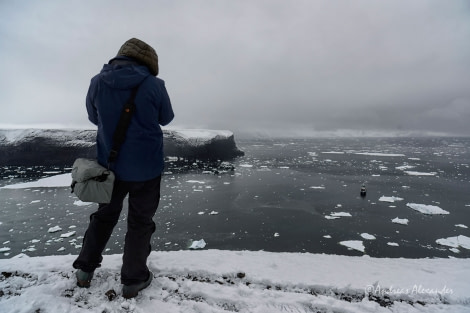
[309,186,325,189]
[274,233,280,237]
[325,215,340,220]
[30,239,40,244]
[392,217,409,225]
[60,231,76,238]
[395,165,415,170]
[186,180,205,184]
[404,171,437,176]
[361,233,376,240]
[57,247,66,252]
[0,247,11,252]
[209,211,219,215]
[48,226,62,233]
[11,253,29,259]
[73,200,93,206]
[387,242,399,247]
[436,235,470,250]
[189,239,206,249]
[0,173,71,189]
[455,224,468,229]
[355,152,405,157]
[406,203,449,215]
[330,212,351,217]
[379,196,404,203]
[30,200,41,204]
[198,211,205,215]
[239,164,253,168]
[339,240,365,253]
[323,235,332,239]
[322,151,344,154]
[449,248,460,253]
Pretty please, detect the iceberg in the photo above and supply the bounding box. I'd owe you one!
[0,128,244,165]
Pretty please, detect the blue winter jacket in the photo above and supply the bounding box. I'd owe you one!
[86,56,174,181]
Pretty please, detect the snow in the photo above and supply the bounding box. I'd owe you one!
[2,250,468,312]
[406,203,450,215]
[172,129,233,141]
[379,196,404,203]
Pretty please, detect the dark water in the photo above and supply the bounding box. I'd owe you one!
[1,137,469,259]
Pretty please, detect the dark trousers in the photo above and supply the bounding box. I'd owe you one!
[73,175,161,285]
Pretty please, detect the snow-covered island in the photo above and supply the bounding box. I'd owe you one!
[0,128,244,165]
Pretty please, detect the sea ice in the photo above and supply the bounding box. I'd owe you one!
[330,212,351,217]
[404,171,437,176]
[379,196,404,203]
[395,165,415,170]
[361,233,376,240]
[387,242,399,247]
[436,235,470,250]
[392,217,409,225]
[0,247,11,252]
[47,226,62,233]
[406,203,449,215]
[73,200,93,206]
[189,239,207,249]
[60,231,76,238]
[355,152,405,157]
[339,240,365,253]
[455,224,468,229]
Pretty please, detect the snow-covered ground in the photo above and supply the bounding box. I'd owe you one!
[1,250,469,313]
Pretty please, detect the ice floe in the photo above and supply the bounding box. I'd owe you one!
[404,171,437,176]
[360,233,376,240]
[406,203,449,215]
[189,239,207,249]
[436,235,470,250]
[339,240,365,253]
[392,217,409,225]
[379,196,404,203]
[47,226,62,233]
[355,152,405,157]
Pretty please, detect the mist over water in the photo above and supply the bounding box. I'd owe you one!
[1,137,469,259]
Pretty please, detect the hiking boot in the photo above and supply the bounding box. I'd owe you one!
[76,269,94,288]
[122,272,153,299]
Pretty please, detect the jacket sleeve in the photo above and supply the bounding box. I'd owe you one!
[157,80,174,126]
[86,78,98,126]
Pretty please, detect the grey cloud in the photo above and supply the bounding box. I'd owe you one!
[1,0,469,136]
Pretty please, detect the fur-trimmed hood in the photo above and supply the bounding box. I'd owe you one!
[116,38,159,76]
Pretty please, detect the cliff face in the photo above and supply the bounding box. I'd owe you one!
[0,129,244,166]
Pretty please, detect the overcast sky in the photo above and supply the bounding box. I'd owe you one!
[1,0,469,137]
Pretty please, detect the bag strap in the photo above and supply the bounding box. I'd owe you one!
[107,85,140,167]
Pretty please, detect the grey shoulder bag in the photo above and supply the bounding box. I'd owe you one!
[71,85,140,203]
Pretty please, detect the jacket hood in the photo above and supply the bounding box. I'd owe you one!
[116,38,159,76]
[99,56,150,89]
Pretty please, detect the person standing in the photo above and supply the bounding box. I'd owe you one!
[73,38,174,299]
